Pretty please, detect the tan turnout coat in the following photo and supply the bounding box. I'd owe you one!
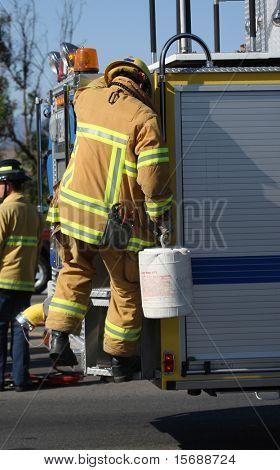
[47,76,172,252]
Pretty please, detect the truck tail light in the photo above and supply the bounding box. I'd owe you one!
[164,352,175,374]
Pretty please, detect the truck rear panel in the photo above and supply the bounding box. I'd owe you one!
[159,70,280,391]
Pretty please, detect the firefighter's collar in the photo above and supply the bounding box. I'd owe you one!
[2,192,26,204]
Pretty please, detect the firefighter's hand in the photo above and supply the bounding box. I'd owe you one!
[149,212,172,247]
[158,222,171,247]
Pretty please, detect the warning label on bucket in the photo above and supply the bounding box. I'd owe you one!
[141,271,176,302]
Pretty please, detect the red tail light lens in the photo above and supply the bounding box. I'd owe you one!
[164,352,175,374]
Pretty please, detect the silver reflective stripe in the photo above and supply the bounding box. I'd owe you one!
[62,171,73,187]
[145,202,172,214]
[124,162,137,174]
[105,323,141,341]
[50,301,86,315]
[0,279,34,290]
[77,126,128,146]
[108,148,122,204]
[60,189,110,216]
[127,241,155,251]
[139,153,167,163]
[60,221,102,242]
[7,236,38,246]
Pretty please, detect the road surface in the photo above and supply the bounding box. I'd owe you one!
[1,294,280,450]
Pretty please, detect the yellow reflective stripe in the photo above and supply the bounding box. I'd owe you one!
[50,297,87,319]
[125,160,136,168]
[6,242,37,246]
[6,235,38,247]
[60,217,103,245]
[7,236,38,241]
[137,156,169,169]
[46,207,60,223]
[146,195,173,209]
[0,278,34,291]
[145,195,173,216]
[61,187,109,210]
[51,297,87,311]
[104,146,117,204]
[0,166,13,172]
[60,188,109,218]
[137,147,169,169]
[145,206,172,217]
[104,147,125,205]
[49,306,84,320]
[77,121,128,142]
[46,217,59,223]
[62,170,73,188]
[105,319,141,342]
[123,160,137,178]
[139,147,169,158]
[76,122,128,149]
[62,143,79,189]
[127,237,155,253]
[59,217,103,236]
[123,169,137,178]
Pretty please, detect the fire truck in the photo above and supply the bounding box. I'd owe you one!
[36,0,280,398]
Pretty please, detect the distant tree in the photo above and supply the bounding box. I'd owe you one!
[59,0,86,45]
[0,76,14,144]
[0,0,85,201]
[0,0,47,175]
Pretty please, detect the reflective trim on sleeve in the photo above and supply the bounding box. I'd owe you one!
[126,237,155,253]
[137,147,169,169]
[46,207,60,223]
[0,278,34,291]
[6,235,38,247]
[145,195,173,217]
[105,318,141,342]
[123,160,137,178]
[50,297,87,319]
[59,217,103,245]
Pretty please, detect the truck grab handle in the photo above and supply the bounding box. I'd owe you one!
[159,33,213,142]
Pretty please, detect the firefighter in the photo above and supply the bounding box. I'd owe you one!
[46,56,172,382]
[0,159,43,392]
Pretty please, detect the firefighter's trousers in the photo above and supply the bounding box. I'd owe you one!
[45,235,142,357]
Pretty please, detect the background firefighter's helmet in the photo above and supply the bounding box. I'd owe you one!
[104,56,152,97]
[0,159,30,182]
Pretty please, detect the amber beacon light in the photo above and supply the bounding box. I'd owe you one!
[74,48,99,73]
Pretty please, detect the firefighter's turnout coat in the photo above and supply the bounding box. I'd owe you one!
[48,76,172,251]
[46,77,172,356]
[0,192,43,292]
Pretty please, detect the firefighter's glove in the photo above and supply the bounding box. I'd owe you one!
[158,222,171,247]
[149,214,172,247]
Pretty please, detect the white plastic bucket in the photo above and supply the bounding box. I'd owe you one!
[139,247,193,319]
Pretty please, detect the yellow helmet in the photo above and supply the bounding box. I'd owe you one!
[104,56,152,97]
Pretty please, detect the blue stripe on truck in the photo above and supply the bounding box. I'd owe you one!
[192,255,280,285]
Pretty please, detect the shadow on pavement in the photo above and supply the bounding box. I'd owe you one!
[152,405,280,450]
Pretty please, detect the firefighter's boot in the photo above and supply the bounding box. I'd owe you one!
[49,331,78,367]
[111,356,141,383]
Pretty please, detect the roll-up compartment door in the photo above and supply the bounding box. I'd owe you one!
[176,84,280,371]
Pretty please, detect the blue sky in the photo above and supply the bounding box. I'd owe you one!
[2,0,245,93]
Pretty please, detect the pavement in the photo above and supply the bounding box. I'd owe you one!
[1,294,280,450]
